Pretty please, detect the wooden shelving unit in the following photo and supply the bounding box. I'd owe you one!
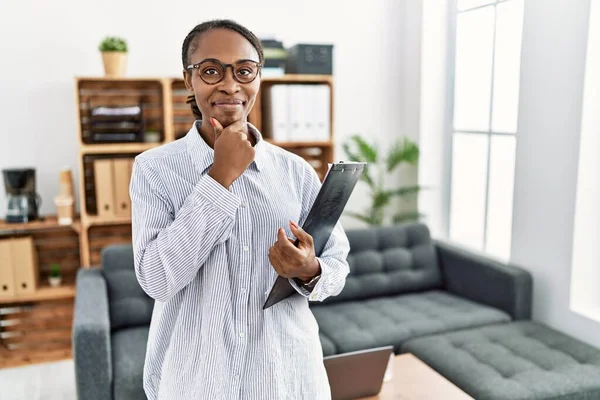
[0,216,79,234]
[0,218,79,368]
[250,74,334,179]
[0,285,76,305]
[79,142,159,154]
[265,140,333,148]
[73,75,335,266]
[74,77,170,267]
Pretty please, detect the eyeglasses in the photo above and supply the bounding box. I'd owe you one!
[186,58,262,85]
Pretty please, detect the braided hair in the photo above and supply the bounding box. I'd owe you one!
[182,20,265,121]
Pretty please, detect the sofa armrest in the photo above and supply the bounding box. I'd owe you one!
[72,268,112,400]
[435,240,533,320]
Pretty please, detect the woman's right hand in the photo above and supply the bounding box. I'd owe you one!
[208,117,256,188]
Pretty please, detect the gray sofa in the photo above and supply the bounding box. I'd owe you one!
[72,222,600,400]
[73,245,153,400]
[312,223,531,355]
[403,321,600,400]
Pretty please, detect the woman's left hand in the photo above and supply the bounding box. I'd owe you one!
[268,221,321,282]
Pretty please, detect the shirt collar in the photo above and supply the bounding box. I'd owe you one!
[186,120,266,174]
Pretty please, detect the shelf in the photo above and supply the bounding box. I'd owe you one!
[76,76,167,83]
[71,220,82,234]
[267,140,333,148]
[80,142,161,154]
[261,74,333,84]
[76,75,333,84]
[0,216,79,234]
[83,214,131,227]
[171,75,334,85]
[0,284,76,305]
[0,345,72,369]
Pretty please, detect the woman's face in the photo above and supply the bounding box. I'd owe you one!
[184,28,261,128]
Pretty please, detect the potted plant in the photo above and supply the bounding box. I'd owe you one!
[99,36,128,77]
[49,263,62,287]
[343,134,425,226]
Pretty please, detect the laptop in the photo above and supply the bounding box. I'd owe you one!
[324,345,394,400]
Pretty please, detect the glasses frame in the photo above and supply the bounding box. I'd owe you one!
[186,58,263,85]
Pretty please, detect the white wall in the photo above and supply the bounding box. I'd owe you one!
[510,0,600,348]
[0,0,422,229]
[570,0,600,322]
[417,0,450,239]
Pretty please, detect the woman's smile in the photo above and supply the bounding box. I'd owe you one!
[212,98,245,110]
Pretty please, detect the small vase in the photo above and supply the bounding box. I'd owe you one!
[101,52,127,77]
[49,276,62,287]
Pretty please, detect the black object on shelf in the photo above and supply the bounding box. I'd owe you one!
[261,39,287,70]
[285,44,333,75]
[83,103,145,144]
[2,168,41,223]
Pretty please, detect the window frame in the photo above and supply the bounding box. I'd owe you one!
[443,0,521,256]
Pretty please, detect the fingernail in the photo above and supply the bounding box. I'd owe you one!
[209,117,215,127]
[290,220,299,228]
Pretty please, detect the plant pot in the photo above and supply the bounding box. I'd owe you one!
[101,51,127,77]
[49,276,62,287]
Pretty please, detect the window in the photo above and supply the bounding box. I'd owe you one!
[447,0,524,259]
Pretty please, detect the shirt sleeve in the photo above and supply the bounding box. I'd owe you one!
[130,158,241,302]
[288,163,351,302]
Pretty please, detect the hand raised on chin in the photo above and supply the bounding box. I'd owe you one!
[208,117,255,189]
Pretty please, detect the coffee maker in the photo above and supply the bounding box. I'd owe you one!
[2,168,41,223]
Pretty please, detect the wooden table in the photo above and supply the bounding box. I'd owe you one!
[359,354,474,400]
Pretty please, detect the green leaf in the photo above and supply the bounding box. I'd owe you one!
[342,141,362,163]
[50,263,61,277]
[346,135,378,163]
[386,185,424,198]
[373,190,392,209]
[344,211,378,226]
[99,36,128,52]
[387,137,420,172]
[392,211,425,224]
[359,165,375,189]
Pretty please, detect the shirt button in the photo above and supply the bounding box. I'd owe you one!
[241,202,247,207]
[241,287,247,294]
[239,332,245,338]
[243,245,249,252]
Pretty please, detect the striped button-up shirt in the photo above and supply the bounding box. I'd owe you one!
[130,121,351,400]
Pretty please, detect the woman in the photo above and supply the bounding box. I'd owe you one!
[130,19,351,400]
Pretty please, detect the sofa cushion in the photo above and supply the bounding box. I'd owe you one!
[320,332,337,356]
[312,290,510,353]
[102,244,154,331]
[112,326,149,400]
[320,223,442,305]
[402,321,600,400]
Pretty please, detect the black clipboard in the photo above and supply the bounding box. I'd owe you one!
[263,161,366,310]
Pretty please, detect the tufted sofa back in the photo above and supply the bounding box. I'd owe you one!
[318,222,442,305]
